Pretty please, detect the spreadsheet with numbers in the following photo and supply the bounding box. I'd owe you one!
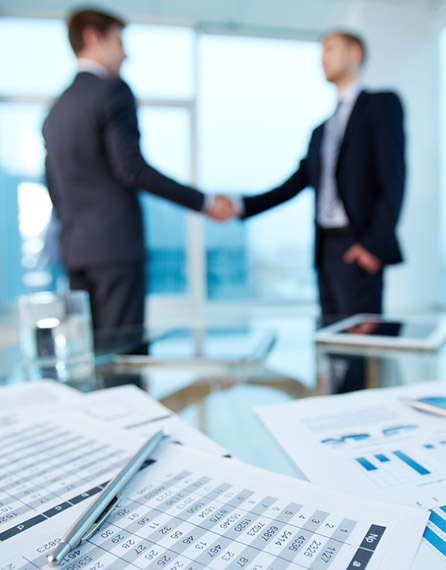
[256,380,446,569]
[1,440,427,570]
[0,405,147,546]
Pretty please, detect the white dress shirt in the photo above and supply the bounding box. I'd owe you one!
[77,58,109,78]
[316,81,362,228]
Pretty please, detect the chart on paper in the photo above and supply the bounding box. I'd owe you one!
[353,443,445,487]
[1,445,427,570]
[255,381,446,568]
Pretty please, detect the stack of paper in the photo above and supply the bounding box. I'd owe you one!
[0,380,430,569]
[256,380,446,569]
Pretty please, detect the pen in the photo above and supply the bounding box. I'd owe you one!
[401,398,446,418]
[47,429,164,566]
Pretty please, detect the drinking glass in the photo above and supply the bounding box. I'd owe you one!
[17,290,94,382]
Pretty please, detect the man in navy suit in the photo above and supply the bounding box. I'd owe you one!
[43,9,234,334]
[241,31,406,319]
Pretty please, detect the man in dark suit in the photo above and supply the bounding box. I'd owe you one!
[43,9,235,335]
[241,31,405,320]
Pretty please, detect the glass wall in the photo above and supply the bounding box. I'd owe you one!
[0,101,55,303]
[137,106,191,295]
[0,19,194,307]
[198,35,334,301]
[0,16,334,312]
[123,24,194,100]
[0,19,75,306]
[122,25,195,296]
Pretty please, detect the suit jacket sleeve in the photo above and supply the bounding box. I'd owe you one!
[102,79,204,212]
[44,153,63,215]
[240,155,310,219]
[359,93,405,259]
[44,155,57,208]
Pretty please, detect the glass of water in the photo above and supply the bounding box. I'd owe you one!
[17,290,94,382]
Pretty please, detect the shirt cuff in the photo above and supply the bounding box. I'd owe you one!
[231,197,245,217]
[203,194,214,212]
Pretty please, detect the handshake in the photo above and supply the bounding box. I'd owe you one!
[205,195,241,222]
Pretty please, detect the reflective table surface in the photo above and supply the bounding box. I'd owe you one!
[2,313,446,478]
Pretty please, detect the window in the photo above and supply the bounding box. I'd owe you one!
[121,26,197,297]
[0,18,75,306]
[0,102,53,302]
[0,19,196,307]
[137,107,192,295]
[122,25,194,100]
[198,34,334,301]
[0,17,333,313]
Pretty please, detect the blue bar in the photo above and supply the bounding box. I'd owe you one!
[356,457,377,471]
[440,441,446,445]
[392,450,430,475]
[375,454,389,462]
[441,506,446,515]
[429,511,446,534]
[424,444,435,449]
[423,526,446,556]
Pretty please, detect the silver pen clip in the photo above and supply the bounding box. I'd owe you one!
[81,494,121,543]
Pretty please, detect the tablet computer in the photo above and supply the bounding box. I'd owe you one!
[315,314,446,350]
[114,326,276,364]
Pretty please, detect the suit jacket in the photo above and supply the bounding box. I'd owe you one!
[242,91,406,267]
[43,72,204,270]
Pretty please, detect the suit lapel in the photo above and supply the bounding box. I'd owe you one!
[337,91,369,163]
[312,125,324,190]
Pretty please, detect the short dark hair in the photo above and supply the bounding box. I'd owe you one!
[322,30,367,64]
[68,8,125,54]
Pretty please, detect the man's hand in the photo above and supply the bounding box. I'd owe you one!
[206,195,237,221]
[343,243,382,274]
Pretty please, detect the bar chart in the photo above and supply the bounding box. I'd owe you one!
[424,506,446,558]
[354,445,442,488]
[351,439,446,564]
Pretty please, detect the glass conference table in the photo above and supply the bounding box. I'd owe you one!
[1,313,446,478]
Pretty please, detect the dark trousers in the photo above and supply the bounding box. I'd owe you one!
[318,230,383,320]
[68,262,146,331]
[317,230,383,394]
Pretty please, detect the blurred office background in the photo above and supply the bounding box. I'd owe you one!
[0,0,445,325]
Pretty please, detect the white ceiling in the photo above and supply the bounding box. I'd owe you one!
[0,0,440,37]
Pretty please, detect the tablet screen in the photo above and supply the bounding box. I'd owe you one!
[338,319,437,339]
